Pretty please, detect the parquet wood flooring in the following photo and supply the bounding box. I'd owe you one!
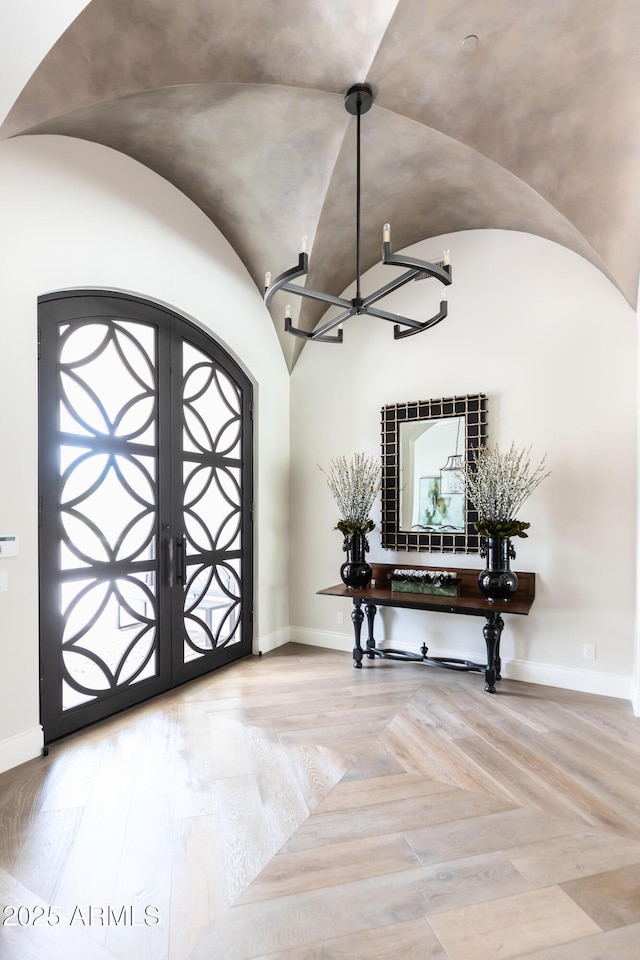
[0,642,639,959]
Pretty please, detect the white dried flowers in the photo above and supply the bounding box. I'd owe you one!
[319,453,380,535]
[463,442,549,537]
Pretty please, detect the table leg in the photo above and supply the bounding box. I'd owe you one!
[352,598,364,668]
[495,614,504,680]
[365,602,377,658]
[483,612,504,693]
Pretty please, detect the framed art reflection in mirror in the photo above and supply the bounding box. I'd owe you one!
[381,394,487,553]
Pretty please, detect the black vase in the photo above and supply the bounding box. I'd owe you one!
[340,532,372,589]
[478,536,519,602]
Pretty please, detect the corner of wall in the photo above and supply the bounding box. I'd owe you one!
[254,626,291,655]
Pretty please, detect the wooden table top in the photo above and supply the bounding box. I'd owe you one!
[318,561,535,618]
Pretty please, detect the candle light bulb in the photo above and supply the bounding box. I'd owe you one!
[301,235,307,253]
[383,223,391,243]
[441,287,448,301]
[443,249,450,265]
[285,304,292,319]
[264,271,271,289]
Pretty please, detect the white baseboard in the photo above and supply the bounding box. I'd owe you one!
[254,626,291,655]
[293,627,354,652]
[0,725,44,775]
[631,680,640,717]
[290,627,633,702]
[501,659,632,701]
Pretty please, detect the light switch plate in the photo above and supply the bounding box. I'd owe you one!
[0,535,18,557]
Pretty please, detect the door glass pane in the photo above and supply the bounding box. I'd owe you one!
[61,574,157,710]
[183,344,241,457]
[182,342,243,666]
[60,451,156,568]
[183,462,241,553]
[57,318,159,712]
[183,561,242,663]
[59,322,156,443]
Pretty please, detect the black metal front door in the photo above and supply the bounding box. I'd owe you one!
[38,292,252,742]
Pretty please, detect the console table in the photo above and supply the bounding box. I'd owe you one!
[318,562,535,693]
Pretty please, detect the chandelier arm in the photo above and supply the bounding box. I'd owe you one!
[383,241,452,286]
[393,303,448,340]
[285,315,343,343]
[364,304,434,329]
[264,253,352,311]
[277,282,352,310]
[264,253,308,308]
[309,306,356,339]
[361,268,423,308]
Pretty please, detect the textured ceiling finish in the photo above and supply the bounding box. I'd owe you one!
[2,0,638,368]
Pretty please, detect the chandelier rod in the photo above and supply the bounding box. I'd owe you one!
[355,95,362,303]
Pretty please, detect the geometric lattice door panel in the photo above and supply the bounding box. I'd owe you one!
[38,292,252,742]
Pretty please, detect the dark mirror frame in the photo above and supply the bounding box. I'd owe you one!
[380,393,488,553]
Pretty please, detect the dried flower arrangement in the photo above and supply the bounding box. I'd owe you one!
[462,442,549,538]
[319,453,381,537]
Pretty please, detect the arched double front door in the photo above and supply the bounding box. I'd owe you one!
[38,292,253,742]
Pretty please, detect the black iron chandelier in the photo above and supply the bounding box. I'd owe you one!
[263,84,452,343]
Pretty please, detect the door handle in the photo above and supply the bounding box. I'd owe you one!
[163,537,174,588]
[176,536,187,586]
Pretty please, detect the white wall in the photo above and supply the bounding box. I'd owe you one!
[0,0,91,123]
[0,134,291,772]
[290,230,637,699]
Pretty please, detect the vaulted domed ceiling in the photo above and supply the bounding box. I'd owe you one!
[2,0,639,369]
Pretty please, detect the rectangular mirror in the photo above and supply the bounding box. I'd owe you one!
[381,394,487,553]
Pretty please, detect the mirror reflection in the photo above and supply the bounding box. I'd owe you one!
[400,416,465,531]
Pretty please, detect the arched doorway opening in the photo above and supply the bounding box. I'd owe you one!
[38,291,253,741]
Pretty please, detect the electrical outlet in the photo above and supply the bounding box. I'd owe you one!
[583,644,596,660]
[336,611,344,625]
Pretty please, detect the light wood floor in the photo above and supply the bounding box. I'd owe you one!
[1,642,640,959]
